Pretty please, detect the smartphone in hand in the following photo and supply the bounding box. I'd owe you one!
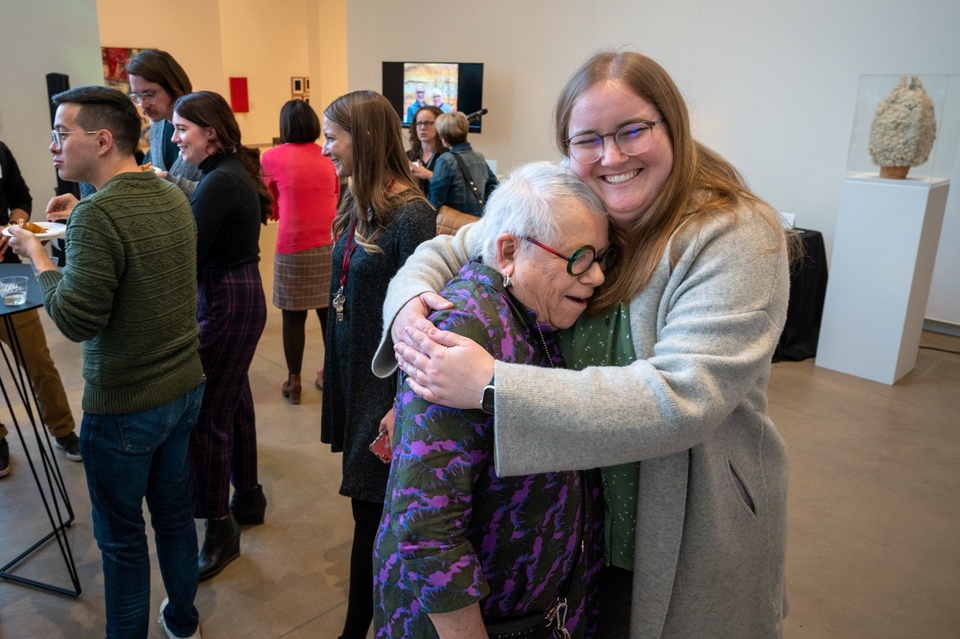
[369,430,392,464]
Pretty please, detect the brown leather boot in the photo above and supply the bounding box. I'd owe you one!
[281,373,302,404]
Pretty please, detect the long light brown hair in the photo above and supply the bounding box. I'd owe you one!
[554,51,783,312]
[324,91,424,252]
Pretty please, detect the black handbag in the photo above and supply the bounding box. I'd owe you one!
[484,613,550,639]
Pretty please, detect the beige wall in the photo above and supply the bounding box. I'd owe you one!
[96,0,347,146]
[96,0,227,98]
[1,0,346,224]
[0,0,103,208]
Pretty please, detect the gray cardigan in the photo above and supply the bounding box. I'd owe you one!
[374,199,790,638]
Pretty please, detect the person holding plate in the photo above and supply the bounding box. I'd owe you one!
[0,139,81,471]
[10,85,205,639]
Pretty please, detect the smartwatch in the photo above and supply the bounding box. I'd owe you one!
[480,375,495,415]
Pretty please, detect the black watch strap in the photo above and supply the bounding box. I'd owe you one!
[480,375,495,415]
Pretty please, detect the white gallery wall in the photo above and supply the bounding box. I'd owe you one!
[346,0,960,329]
[0,0,103,208]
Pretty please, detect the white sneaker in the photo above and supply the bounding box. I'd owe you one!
[158,597,201,639]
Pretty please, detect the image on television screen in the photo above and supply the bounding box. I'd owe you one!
[383,61,484,133]
[402,62,458,124]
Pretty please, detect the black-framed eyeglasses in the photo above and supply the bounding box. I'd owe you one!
[415,120,435,128]
[128,91,158,105]
[521,236,617,276]
[50,129,100,151]
[563,118,665,164]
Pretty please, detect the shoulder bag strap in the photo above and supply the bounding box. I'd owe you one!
[450,151,485,207]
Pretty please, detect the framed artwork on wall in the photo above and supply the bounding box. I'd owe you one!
[101,46,151,153]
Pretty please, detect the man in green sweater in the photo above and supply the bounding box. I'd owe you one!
[10,86,205,639]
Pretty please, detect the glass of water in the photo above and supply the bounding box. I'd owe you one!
[1,276,29,306]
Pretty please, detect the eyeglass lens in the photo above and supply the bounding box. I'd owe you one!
[567,120,662,163]
[568,247,597,275]
[571,245,619,275]
[415,121,435,127]
[129,91,156,104]
[523,237,613,276]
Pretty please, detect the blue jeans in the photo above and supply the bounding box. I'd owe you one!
[80,382,205,639]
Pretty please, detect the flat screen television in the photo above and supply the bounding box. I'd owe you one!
[382,61,485,133]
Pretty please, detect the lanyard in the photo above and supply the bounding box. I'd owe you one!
[332,180,395,322]
[339,218,360,289]
[332,218,359,322]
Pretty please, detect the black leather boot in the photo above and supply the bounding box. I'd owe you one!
[230,484,267,526]
[198,514,240,581]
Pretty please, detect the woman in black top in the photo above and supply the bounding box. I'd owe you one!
[172,91,271,581]
[320,90,435,639]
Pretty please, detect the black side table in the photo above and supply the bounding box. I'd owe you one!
[774,229,829,362]
[0,262,81,597]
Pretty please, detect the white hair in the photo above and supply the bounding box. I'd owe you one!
[476,162,606,267]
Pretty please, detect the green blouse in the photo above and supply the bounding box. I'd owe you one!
[558,303,639,571]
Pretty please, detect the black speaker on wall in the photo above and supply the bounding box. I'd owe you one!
[46,72,80,199]
[45,73,75,266]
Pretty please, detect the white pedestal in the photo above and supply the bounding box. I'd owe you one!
[816,176,949,384]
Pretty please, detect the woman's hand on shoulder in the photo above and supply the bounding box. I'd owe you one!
[395,317,494,410]
[390,292,453,346]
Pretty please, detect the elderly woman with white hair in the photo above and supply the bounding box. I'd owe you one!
[372,162,614,639]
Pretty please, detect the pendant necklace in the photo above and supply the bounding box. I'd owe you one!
[533,320,557,369]
[332,218,359,322]
[332,179,396,323]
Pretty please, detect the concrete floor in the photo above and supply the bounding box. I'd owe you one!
[0,222,958,638]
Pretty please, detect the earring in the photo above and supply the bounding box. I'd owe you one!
[502,274,512,287]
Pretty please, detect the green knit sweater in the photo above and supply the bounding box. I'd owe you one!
[38,171,204,414]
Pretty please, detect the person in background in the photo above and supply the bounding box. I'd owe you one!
[406,106,445,195]
[127,49,202,195]
[172,91,270,581]
[261,99,339,403]
[428,112,497,217]
[373,162,608,639]
[431,89,453,114]
[378,50,791,638]
[405,83,428,125]
[319,90,435,639]
[0,140,81,475]
[10,85,205,639]
[44,49,201,222]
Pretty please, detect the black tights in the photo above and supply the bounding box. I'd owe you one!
[281,308,327,375]
[341,498,383,639]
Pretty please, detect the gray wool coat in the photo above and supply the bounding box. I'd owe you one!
[374,200,790,638]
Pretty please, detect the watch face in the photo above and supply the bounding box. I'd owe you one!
[482,385,495,414]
